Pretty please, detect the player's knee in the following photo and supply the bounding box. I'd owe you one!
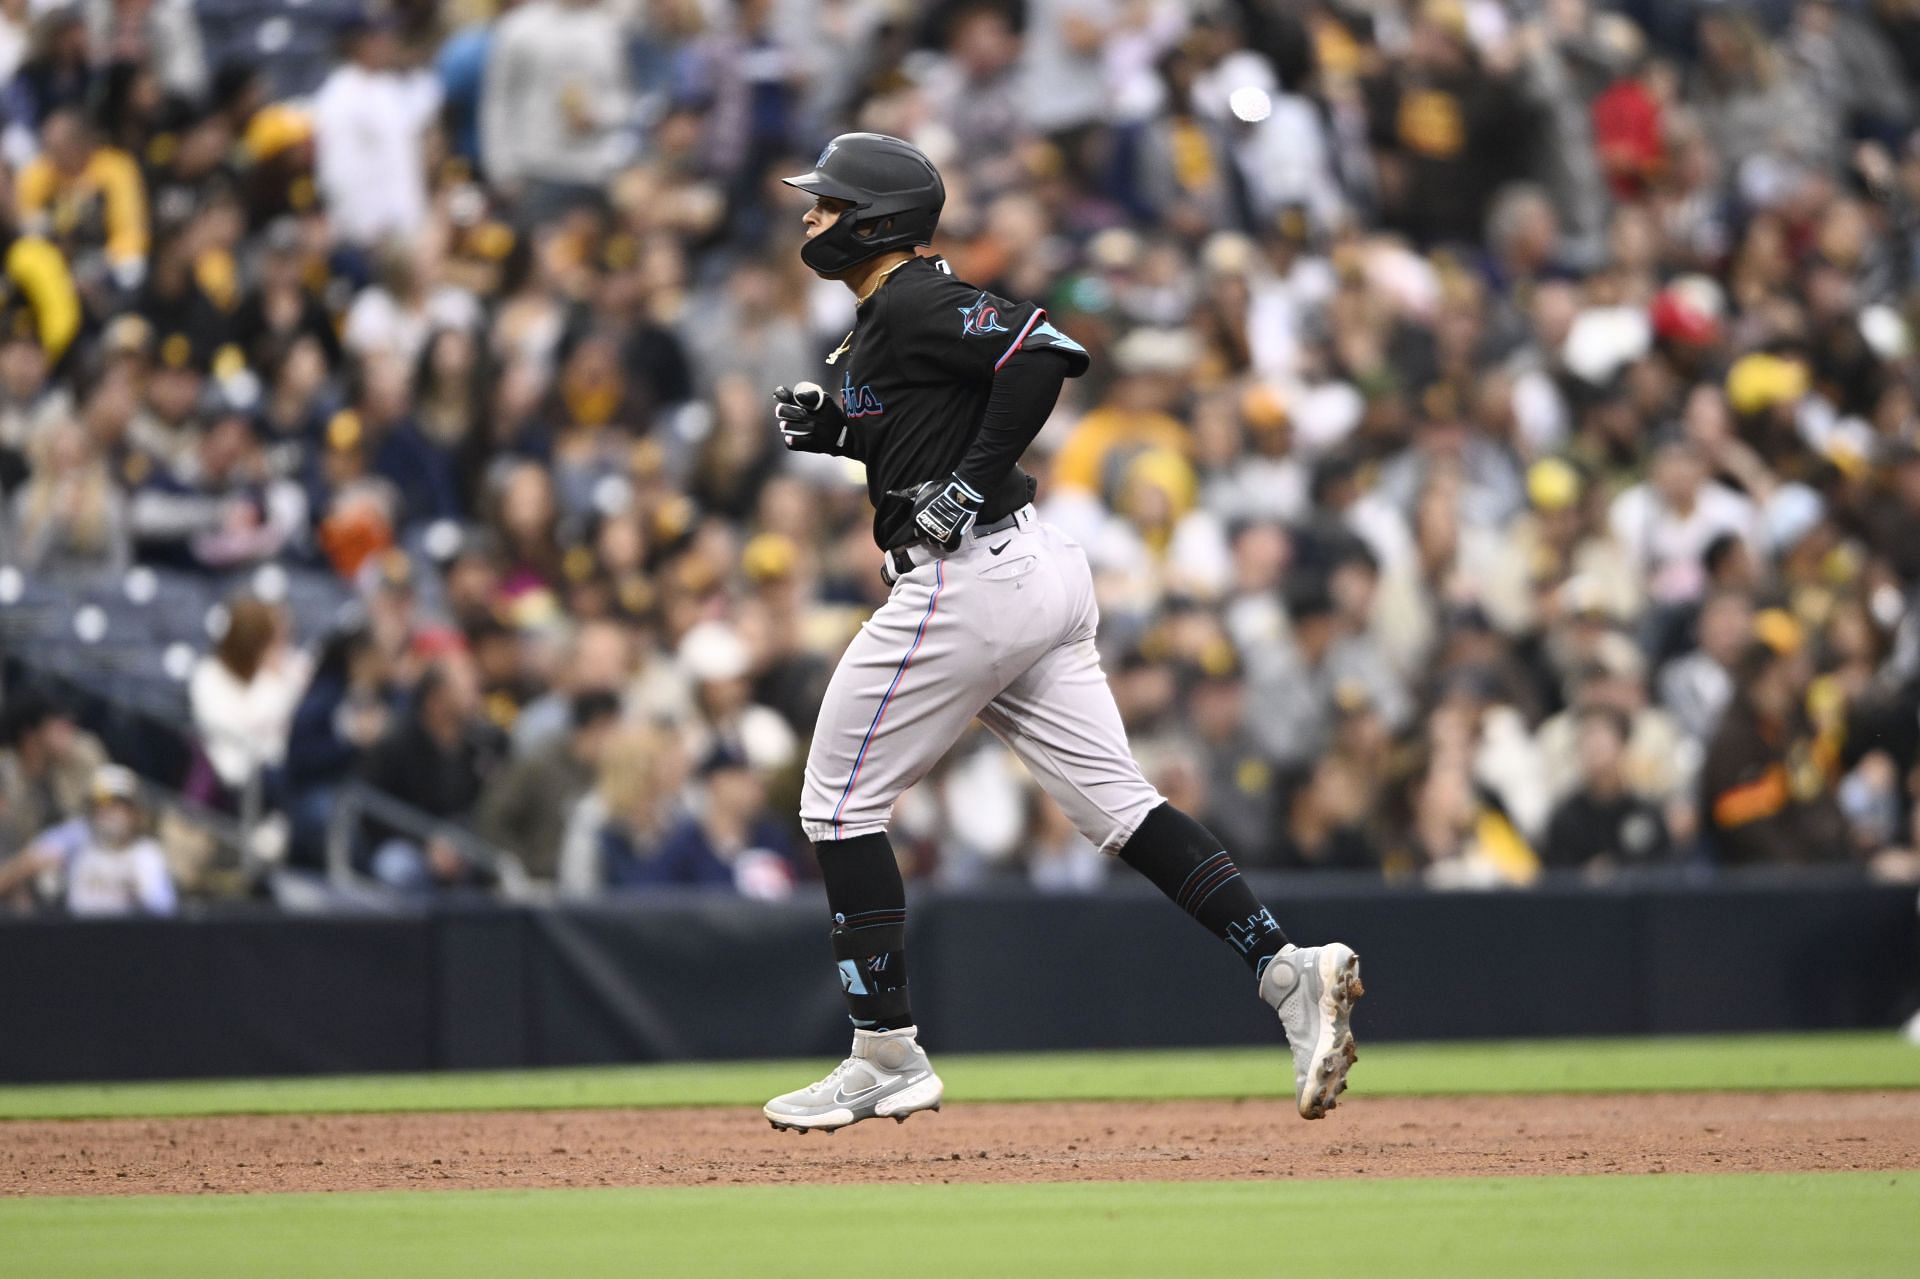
[1063,784,1166,855]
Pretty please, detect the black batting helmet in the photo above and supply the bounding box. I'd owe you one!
[782,133,945,277]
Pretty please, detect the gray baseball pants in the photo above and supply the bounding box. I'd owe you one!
[800,505,1165,851]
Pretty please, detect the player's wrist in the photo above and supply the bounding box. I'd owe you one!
[946,474,984,505]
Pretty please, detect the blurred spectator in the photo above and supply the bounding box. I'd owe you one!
[233,222,341,375]
[1541,706,1673,871]
[0,155,81,366]
[189,594,311,800]
[10,417,128,571]
[1051,327,1194,500]
[127,404,308,571]
[342,241,481,367]
[627,744,796,896]
[1246,574,1411,772]
[1177,652,1276,865]
[476,688,620,881]
[352,354,461,529]
[677,618,796,773]
[0,690,107,867]
[1535,633,1694,834]
[3,9,92,151]
[1700,634,1848,867]
[1609,437,1761,612]
[1412,677,1543,888]
[17,107,147,297]
[511,616,635,752]
[0,764,174,915]
[1691,7,1837,176]
[311,19,441,249]
[1660,590,1754,746]
[1363,0,1533,248]
[480,0,631,219]
[284,624,397,868]
[560,722,685,897]
[358,654,505,890]
[84,0,206,105]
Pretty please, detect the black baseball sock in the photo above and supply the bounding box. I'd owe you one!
[1119,803,1289,978]
[815,832,913,1031]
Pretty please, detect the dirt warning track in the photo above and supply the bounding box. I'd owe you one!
[6,1090,1919,1196]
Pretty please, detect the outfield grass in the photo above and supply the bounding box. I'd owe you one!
[4,1174,1915,1279]
[2,1031,1916,1121]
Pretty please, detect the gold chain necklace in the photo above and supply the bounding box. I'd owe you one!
[825,258,913,365]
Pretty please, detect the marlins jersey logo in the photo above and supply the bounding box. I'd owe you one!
[841,369,884,419]
[958,292,1010,337]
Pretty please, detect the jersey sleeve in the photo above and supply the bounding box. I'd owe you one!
[893,277,1090,383]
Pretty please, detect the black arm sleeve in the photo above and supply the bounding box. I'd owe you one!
[952,348,1071,496]
[841,414,871,463]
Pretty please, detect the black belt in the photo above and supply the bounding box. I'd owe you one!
[881,511,1024,585]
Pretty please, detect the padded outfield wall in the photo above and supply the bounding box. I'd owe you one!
[1,870,1915,1082]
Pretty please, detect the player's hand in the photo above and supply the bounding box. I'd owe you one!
[772,382,848,454]
[889,474,983,552]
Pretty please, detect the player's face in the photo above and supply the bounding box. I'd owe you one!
[802,196,852,239]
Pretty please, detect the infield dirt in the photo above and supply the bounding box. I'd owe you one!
[6,1090,1919,1196]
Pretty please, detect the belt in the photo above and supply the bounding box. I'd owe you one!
[881,507,1030,586]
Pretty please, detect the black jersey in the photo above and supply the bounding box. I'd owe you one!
[831,256,1090,550]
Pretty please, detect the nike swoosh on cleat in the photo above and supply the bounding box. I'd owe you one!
[831,1081,889,1105]
[989,541,1010,555]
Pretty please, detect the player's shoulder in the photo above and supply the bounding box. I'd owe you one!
[890,255,996,306]
[890,256,1030,331]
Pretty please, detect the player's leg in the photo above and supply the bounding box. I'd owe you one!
[974,638,1290,970]
[766,560,981,1131]
[977,529,1363,1118]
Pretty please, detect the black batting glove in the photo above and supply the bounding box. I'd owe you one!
[772,382,849,455]
[888,474,984,552]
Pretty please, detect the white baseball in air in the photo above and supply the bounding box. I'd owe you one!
[793,382,829,411]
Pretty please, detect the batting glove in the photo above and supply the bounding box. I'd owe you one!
[890,474,984,552]
[772,382,849,455]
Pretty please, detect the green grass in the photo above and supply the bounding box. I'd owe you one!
[3,1032,1916,1121]
[5,1174,1916,1279]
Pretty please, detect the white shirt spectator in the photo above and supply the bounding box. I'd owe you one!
[481,0,632,189]
[34,817,176,917]
[190,649,313,790]
[312,61,442,246]
[1608,482,1760,607]
[1019,0,1112,133]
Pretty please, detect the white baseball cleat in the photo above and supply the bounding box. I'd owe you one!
[764,1026,945,1133]
[1259,943,1364,1119]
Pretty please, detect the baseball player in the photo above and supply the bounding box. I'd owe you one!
[762,134,1361,1132]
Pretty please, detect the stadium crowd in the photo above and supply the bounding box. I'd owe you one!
[7,0,1920,912]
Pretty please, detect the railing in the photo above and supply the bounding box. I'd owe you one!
[324,780,534,901]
